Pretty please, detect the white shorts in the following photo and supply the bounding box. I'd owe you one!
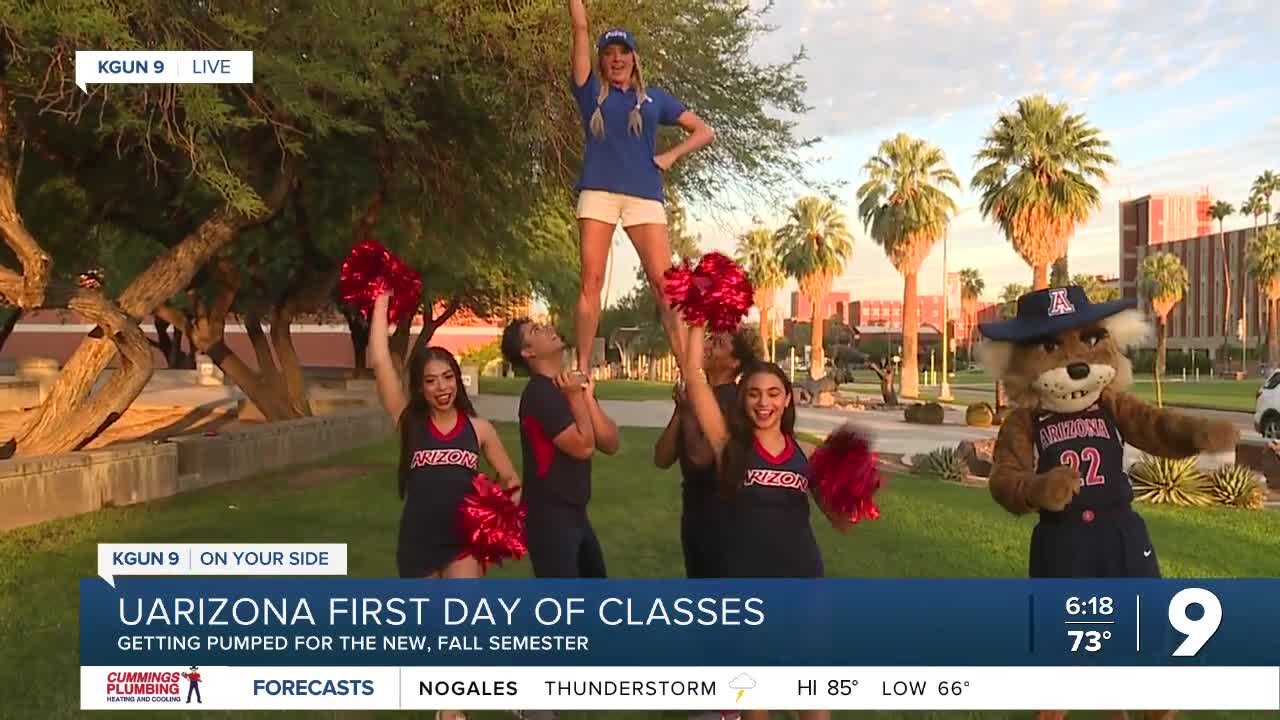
[576,190,667,227]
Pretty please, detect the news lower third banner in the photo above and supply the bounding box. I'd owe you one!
[81,545,1280,710]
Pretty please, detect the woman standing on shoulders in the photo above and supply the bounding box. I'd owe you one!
[676,323,849,720]
[567,0,715,376]
[654,330,758,578]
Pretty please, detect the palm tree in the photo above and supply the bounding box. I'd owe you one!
[1138,252,1189,408]
[971,95,1116,290]
[735,227,785,361]
[1243,194,1269,356]
[1247,227,1280,367]
[855,133,960,399]
[1070,273,1120,303]
[959,268,985,358]
[998,283,1028,319]
[1208,199,1234,366]
[1253,171,1279,215]
[777,196,855,378]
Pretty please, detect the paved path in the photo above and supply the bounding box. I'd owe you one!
[472,395,996,456]
[111,373,1268,458]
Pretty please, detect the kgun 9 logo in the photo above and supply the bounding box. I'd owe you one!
[1168,588,1221,657]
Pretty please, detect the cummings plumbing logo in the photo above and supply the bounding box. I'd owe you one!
[104,666,206,704]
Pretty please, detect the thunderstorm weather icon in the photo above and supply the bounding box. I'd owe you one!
[729,673,756,703]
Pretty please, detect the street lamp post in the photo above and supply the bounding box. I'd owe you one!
[940,224,953,401]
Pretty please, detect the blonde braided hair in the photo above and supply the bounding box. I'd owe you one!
[589,52,647,139]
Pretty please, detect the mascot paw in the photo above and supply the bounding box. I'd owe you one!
[1028,465,1081,512]
[1195,419,1239,454]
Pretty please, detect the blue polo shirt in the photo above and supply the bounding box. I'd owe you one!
[570,72,687,203]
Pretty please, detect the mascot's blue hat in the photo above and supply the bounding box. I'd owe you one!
[978,285,1135,343]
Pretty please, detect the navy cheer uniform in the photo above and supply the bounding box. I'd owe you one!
[396,413,481,578]
[677,382,738,578]
[1029,402,1160,578]
[518,374,607,578]
[720,435,824,579]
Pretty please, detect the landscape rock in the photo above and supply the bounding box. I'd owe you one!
[956,439,995,477]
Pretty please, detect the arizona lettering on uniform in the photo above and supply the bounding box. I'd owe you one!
[1038,416,1113,448]
[745,468,808,491]
[409,448,479,471]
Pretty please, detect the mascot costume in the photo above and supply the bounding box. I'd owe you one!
[976,286,1239,720]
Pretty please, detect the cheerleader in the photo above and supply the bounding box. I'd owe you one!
[676,323,849,720]
[654,330,759,579]
[566,0,716,375]
[370,292,520,585]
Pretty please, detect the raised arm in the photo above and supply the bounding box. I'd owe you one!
[473,418,522,502]
[676,325,730,456]
[584,380,620,455]
[367,293,408,422]
[547,371,597,460]
[653,384,684,468]
[569,0,591,87]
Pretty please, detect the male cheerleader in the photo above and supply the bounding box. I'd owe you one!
[501,318,619,578]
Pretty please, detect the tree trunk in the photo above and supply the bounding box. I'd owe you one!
[162,263,294,422]
[1155,317,1167,407]
[23,292,155,454]
[808,294,826,378]
[15,160,294,454]
[1051,256,1069,287]
[0,307,21,353]
[243,313,281,387]
[345,307,370,375]
[1269,296,1279,367]
[408,297,462,362]
[900,271,920,399]
[1220,225,1232,369]
[153,317,174,364]
[270,303,311,418]
[0,80,53,312]
[1032,264,1049,290]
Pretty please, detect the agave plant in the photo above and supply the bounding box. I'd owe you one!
[1128,456,1213,507]
[1207,465,1267,510]
[915,447,969,483]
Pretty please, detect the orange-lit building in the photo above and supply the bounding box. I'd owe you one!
[1119,191,1275,353]
[788,291,852,324]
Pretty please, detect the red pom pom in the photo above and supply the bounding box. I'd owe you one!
[338,240,422,324]
[455,474,528,571]
[808,424,883,524]
[663,251,754,332]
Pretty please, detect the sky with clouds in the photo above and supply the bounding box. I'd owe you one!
[596,0,1280,309]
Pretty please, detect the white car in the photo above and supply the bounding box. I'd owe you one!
[1254,369,1280,437]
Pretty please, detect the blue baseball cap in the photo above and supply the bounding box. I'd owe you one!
[597,28,637,52]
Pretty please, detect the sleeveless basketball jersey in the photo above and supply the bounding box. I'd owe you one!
[737,435,811,518]
[404,413,481,510]
[1031,402,1132,510]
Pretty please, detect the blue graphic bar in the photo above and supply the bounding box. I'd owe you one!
[80,578,1280,667]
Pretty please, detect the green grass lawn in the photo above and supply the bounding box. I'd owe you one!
[841,371,1263,413]
[482,375,674,401]
[3,425,1278,719]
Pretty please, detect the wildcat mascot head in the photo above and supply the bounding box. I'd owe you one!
[974,285,1238,517]
[976,286,1151,413]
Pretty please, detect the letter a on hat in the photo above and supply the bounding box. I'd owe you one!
[1047,288,1076,316]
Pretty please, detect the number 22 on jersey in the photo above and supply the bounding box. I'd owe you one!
[1059,447,1105,486]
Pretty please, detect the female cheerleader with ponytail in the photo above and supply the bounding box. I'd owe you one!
[370,291,520,580]
[567,0,716,377]
[676,322,850,720]
[370,292,520,720]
